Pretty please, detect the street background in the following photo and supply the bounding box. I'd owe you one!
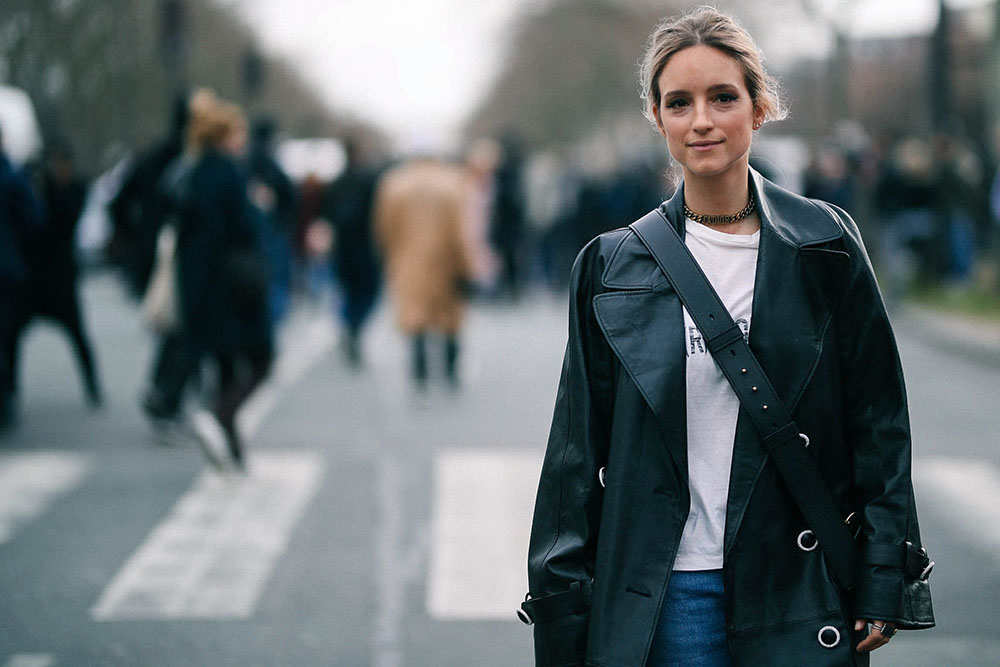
[0,273,998,665]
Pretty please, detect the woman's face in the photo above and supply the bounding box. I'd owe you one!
[652,44,763,182]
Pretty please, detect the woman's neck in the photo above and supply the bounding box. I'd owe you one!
[682,166,760,235]
[682,166,751,216]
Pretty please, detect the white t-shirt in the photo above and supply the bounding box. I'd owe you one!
[673,220,759,571]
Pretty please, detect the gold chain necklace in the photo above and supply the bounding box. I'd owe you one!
[684,193,756,225]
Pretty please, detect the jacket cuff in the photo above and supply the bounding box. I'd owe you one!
[853,564,903,622]
[853,564,936,629]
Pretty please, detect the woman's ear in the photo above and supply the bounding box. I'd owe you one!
[652,105,667,138]
[752,105,766,131]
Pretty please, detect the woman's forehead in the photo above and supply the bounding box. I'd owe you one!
[658,45,745,90]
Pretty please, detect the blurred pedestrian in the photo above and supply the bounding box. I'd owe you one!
[12,140,103,408]
[143,90,272,468]
[524,8,934,666]
[932,134,982,285]
[0,125,44,427]
[490,134,527,300]
[375,157,472,388]
[321,138,381,365]
[295,171,330,300]
[873,138,937,295]
[464,139,501,294]
[108,94,188,298]
[246,116,297,324]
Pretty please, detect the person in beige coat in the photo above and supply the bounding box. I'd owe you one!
[374,157,473,386]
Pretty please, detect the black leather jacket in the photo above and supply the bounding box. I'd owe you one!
[527,170,934,667]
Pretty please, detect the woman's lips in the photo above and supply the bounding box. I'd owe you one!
[689,140,722,152]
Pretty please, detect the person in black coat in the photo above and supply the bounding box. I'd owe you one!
[321,138,381,365]
[524,8,933,666]
[108,94,188,298]
[0,128,44,427]
[146,91,272,467]
[11,140,103,407]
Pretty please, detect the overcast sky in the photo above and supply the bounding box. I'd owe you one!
[222,0,993,151]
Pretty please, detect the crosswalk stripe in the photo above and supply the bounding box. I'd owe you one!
[426,449,542,620]
[0,451,90,545]
[91,451,324,620]
[3,655,56,667]
[913,456,1000,559]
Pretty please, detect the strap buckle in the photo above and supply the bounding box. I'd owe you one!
[706,323,745,353]
[517,592,533,625]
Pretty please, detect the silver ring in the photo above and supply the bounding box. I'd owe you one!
[817,625,840,648]
[797,530,818,552]
[872,623,886,633]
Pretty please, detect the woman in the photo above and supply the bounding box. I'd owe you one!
[157,90,272,467]
[524,8,934,666]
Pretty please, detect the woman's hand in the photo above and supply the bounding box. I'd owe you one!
[854,618,896,652]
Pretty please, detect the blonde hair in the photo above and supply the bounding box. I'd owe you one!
[186,88,246,151]
[639,6,785,127]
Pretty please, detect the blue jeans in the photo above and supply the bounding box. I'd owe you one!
[647,570,732,667]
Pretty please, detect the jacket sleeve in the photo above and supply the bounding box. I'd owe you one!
[526,240,615,666]
[830,207,935,630]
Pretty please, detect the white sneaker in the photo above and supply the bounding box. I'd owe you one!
[189,409,229,470]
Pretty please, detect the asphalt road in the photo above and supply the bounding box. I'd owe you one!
[0,273,997,666]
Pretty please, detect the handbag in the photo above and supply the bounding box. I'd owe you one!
[141,223,180,334]
[629,208,933,591]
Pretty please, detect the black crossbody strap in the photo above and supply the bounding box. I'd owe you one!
[630,208,858,590]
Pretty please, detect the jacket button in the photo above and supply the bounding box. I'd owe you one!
[817,625,841,648]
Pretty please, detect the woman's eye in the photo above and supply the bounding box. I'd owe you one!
[665,98,688,109]
[715,92,738,103]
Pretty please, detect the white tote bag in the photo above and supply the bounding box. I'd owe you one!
[141,224,180,334]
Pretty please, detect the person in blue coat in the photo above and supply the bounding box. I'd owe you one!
[0,126,44,427]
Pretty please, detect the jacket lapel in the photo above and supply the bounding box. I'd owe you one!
[593,285,688,479]
[723,172,850,553]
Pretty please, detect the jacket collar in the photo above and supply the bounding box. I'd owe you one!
[602,168,843,289]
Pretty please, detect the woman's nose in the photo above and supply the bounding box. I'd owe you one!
[691,101,713,131]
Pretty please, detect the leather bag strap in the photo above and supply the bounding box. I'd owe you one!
[630,208,859,590]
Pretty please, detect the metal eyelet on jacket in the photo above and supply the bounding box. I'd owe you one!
[799,433,810,448]
[797,530,818,552]
[598,467,607,488]
[817,626,840,648]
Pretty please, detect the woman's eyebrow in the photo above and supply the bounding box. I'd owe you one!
[663,82,740,97]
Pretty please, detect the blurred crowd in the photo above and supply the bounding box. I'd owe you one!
[799,130,998,301]
[3,87,1000,465]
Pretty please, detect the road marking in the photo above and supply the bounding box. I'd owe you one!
[0,451,89,545]
[3,655,56,667]
[91,452,324,620]
[426,449,542,620]
[913,456,1000,560]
